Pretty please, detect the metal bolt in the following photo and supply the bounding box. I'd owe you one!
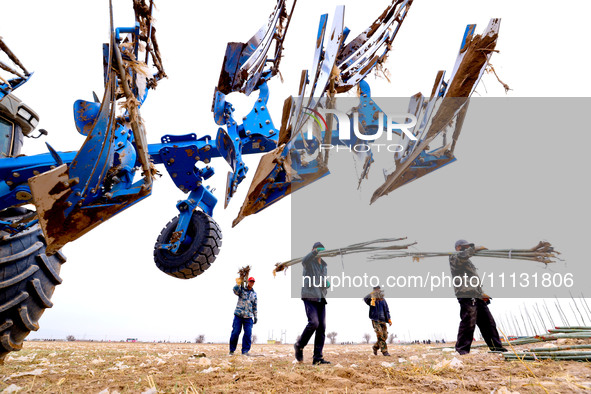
[172,173,177,178]
[120,130,126,135]
[33,170,40,175]
[204,159,210,164]
[270,130,275,135]
[62,181,69,187]
[12,172,19,178]
[258,98,262,103]
[50,166,56,170]
[235,137,240,141]
[77,202,83,206]
[66,201,73,207]
[243,116,247,121]
[75,191,81,197]
[260,106,266,111]
[265,120,270,125]
[6,181,13,186]
[117,142,124,147]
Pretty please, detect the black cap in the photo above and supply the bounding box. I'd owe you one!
[313,242,324,250]
[373,286,381,290]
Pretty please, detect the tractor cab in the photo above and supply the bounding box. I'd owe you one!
[0,94,39,157]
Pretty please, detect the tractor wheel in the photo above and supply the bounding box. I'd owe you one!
[0,214,66,363]
[153,210,222,279]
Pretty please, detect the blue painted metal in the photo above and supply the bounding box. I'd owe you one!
[0,74,31,100]
[0,0,496,264]
[158,185,218,253]
[459,24,476,52]
[73,100,101,136]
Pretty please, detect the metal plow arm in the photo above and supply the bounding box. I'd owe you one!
[370,19,501,203]
[210,0,297,209]
[216,0,294,96]
[0,37,32,99]
[233,1,413,226]
[335,0,413,93]
[28,1,164,254]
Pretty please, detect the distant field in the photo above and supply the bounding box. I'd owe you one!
[0,341,589,392]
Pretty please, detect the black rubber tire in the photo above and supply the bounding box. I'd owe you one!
[0,223,66,363]
[153,210,222,279]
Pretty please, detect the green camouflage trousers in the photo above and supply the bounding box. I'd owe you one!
[372,320,388,353]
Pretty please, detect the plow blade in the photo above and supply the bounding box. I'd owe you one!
[232,142,329,227]
[216,0,293,96]
[28,1,160,253]
[233,1,417,224]
[29,164,149,254]
[371,19,500,204]
[334,0,413,93]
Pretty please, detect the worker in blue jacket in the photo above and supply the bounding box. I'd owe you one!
[363,286,392,356]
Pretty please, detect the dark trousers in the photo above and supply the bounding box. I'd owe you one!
[229,315,253,354]
[296,300,326,360]
[456,298,504,354]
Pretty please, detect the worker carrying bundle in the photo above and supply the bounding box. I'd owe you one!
[363,286,392,357]
[450,240,507,355]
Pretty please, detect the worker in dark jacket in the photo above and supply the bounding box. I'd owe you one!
[294,242,331,365]
[363,286,392,356]
[450,239,507,354]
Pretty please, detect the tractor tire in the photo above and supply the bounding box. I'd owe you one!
[0,220,66,363]
[153,210,222,279]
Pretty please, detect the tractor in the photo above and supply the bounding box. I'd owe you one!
[0,0,500,360]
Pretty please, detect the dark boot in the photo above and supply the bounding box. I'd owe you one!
[294,344,303,363]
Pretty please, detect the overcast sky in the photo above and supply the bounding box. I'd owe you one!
[2,0,590,344]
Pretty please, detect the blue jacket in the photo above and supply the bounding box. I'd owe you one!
[363,293,391,322]
[301,249,328,303]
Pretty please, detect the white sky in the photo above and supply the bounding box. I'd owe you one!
[2,0,591,344]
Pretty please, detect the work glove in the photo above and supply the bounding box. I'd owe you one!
[253,317,258,324]
[388,319,392,326]
[475,245,488,252]
[370,298,376,307]
[481,293,491,304]
[236,278,243,286]
[325,280,331,289]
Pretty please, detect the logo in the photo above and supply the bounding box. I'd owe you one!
[303,106,418,152]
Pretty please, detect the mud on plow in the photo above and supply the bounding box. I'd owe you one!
[0,0,501,359]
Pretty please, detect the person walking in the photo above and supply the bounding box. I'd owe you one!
[363,286,392,356]
[450,239,507,354]
[294,242,331,365]
[229,276,257,355]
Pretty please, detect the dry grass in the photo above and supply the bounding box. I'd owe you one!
[0,341,589,393]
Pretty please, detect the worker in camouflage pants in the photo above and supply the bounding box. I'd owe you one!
[363,286,392,356]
